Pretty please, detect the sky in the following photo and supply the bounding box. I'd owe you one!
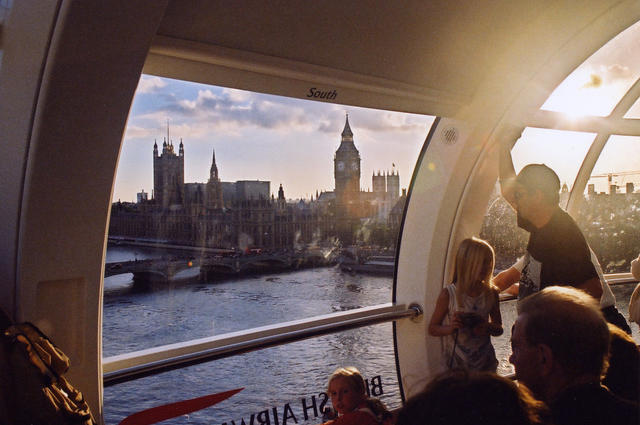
[114,78,433,202]
[113,20,640,202]
[517,19,640,193]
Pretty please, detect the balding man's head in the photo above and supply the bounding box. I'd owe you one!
[517,286,609,379]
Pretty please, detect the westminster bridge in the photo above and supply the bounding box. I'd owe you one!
[104,250,336,284]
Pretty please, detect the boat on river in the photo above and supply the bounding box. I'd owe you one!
[1,1,639,423]
[341,256,396,277]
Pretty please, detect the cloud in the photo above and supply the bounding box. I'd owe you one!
[123,125,154,140]
[171,89,235,116]
[582,64,633,89]
[126,77,432,152]
[136,76,167,94]
[317,120,336,133]
[225,88,252,103]
[603,64,632,82]
[336,110,428,135]
[143,87,317,133]
[313,107,428,136]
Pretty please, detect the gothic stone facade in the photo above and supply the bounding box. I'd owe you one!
[110,115,403,248]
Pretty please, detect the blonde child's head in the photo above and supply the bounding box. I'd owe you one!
[327,367,366,415]
[453,237,495,297]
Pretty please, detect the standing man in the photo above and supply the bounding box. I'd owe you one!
[496,137,630,332]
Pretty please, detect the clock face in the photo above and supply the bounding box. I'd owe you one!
[337,161,345,171]
[351,161,359,171]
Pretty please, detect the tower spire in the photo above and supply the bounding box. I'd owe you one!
[209,148,219,180]
[341,113,353,141]
[206,147,223,208]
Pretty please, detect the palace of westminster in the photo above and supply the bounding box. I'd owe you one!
[109,115,406,249]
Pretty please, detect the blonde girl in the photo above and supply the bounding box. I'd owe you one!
[428,237,503,371]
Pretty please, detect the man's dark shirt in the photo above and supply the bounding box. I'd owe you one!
[550,382,639,425]
[517,207,598,299]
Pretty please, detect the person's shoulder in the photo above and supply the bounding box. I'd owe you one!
[604,388,639,425]
[439,284,454,299]
[552,383,638,425]
[630,282,640,323]
[549,207,577,228]
[631,255,640,280]
[548,208,591,248]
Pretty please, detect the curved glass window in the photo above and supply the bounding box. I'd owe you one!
[542,20,640,116]
[510,128,595,193]
[575,135,640,274]
[109,79,431,340]
[586,135,640,194]
[483,16,640,390]
[623,96,640,118]
[104,75,432,423]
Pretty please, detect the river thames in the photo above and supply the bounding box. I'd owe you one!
[102,245,637,425]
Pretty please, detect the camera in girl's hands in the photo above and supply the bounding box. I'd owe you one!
[458,312,483,328]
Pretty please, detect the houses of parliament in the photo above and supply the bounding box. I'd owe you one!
[109,115,405,249]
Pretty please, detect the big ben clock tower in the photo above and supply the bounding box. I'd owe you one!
[334,114,361,205]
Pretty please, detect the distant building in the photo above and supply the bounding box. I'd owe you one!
[330,114,401,222]
[326,114,403,242]
[386,170,399,201]
[218,181,270,204]
[111,116,404,248]
[112,135,327,249]
[136,189,148,203]
[334,115,361,205]
[153,138,184,208]
[206,149,224,209]
[221,182,237,205]
[371,169,400,221]
[236,180,270,201]
[372,170,385,196]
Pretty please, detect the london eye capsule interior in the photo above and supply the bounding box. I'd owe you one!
[1,1,639,423]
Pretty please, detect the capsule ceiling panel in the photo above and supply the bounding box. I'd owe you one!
[155,0,625,113]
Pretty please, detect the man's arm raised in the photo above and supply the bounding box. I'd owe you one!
[498,128,523,210]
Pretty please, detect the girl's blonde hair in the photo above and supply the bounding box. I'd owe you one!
[328,366,366,395]
[452,237,495,301]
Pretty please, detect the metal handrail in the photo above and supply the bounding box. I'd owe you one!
[604,272,638,285]
[103,302,422,387]
[102,272,637,386]
[498,273,637,302]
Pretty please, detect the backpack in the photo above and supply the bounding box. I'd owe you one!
[0,321,96,425]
